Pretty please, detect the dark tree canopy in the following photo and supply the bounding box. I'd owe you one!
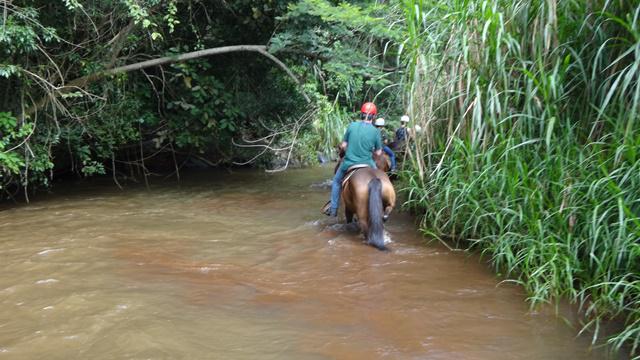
[0,0,399,195]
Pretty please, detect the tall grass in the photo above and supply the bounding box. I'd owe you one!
[312,100,351,155]
[398,0,640,356]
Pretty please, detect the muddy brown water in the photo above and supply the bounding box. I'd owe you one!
[0,166,617,359]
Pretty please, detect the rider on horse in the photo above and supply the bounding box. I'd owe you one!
[374,117,397,172]
[324,102,383,217]
[395,115,411,144]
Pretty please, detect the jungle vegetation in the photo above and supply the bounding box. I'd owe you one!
[398,0,640,357]
[1,0,639,357]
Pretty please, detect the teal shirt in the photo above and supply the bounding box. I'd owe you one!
[341,121,382,170]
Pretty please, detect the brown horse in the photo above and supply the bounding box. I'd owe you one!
[335,150,391,173]
[374,152,391,172]
[341,165,396,250]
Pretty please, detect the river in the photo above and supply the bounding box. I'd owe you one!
[0,166,616,359]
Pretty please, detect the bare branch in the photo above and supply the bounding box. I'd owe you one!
[232,107,316,172]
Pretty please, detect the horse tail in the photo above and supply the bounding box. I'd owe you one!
[367,177,386,251]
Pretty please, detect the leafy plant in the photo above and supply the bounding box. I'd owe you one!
[397,0,640,356]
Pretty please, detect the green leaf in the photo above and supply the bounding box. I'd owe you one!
[545,117,556,150]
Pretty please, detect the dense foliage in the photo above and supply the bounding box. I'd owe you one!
[0,0,310,197]
[398,0,640,356]
[0,0,402,197]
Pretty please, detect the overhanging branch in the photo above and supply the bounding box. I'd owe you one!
[25,44,310,116]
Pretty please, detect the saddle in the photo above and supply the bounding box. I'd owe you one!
[341,164,369,188]
[320,164,371,215]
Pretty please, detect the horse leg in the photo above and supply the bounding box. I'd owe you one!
[383,206,393,222]
[356,207,369,239]
[382,182,396,222]
[359,218,369,241]
[345,208,354,223]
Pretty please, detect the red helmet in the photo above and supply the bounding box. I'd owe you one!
[360,102,377,115]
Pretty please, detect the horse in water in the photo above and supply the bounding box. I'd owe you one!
[337,152,396,250]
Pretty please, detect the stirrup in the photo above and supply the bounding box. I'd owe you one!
[321,201,331,216]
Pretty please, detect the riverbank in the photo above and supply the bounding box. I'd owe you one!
[400,138,639,358]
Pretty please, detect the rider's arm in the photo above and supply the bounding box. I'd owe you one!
[340,123,352,150]
[373,130,383,156]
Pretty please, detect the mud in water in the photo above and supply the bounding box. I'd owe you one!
[0,167,620,359]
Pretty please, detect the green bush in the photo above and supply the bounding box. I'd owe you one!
[398,0,640,356]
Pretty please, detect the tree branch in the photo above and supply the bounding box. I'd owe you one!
[24,44,309,117]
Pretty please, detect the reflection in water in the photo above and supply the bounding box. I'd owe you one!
[0,167,614,359]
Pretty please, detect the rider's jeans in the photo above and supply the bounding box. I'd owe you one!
[383,146,396,170]
[329,165,347,215]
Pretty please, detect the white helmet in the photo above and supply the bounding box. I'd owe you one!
[400,115,410,123]
[374,118,385,126]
